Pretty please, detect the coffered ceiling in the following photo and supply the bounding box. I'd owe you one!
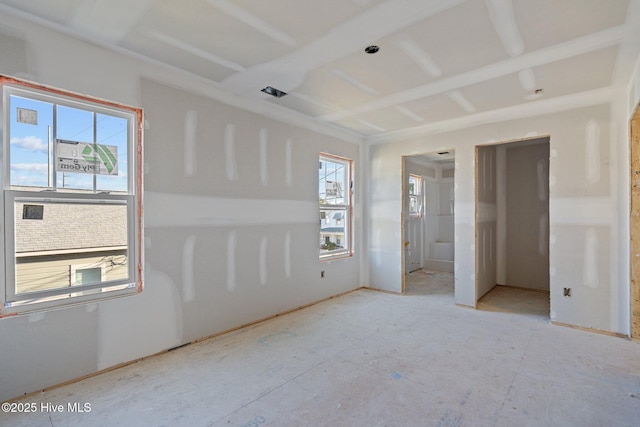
[1,0,638,141]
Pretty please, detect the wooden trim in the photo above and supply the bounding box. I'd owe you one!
[401,156,406,293]
[361,286,403,296]
[0,75,145,312]
[551,321,628,339]
[630,104,640,338]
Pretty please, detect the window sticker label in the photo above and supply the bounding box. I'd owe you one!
[55,139,118,175]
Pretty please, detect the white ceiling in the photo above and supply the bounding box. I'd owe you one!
[2,0,639,141]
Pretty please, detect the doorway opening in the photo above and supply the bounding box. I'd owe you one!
[402,151,455,299]
[475,137,550,318]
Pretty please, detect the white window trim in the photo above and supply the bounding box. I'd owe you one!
[0,75,143,316]
[319,153,353,260]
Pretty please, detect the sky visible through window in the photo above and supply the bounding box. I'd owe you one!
[9,95,128,192]
[319,158,346,205]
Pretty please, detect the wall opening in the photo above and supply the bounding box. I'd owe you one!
[402,151,455,297]
[475,137,550,317]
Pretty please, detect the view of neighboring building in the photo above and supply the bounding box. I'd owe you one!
[320,210,345,250]
[15,200,128,295]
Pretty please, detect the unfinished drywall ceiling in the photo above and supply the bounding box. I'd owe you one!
[0,0,637,140]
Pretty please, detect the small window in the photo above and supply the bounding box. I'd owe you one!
[319,153,353,259]
[409,174,422,216]
[1,75,143,315]
[75,267,103,286]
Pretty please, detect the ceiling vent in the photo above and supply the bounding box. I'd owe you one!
[261,86,287,98]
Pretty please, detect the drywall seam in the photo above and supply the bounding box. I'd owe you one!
[549,197,615,224]
[328,26,624,123]
[259,128,268,186]
[259,236,268,285]
[284,231,291,278]
[538,214,548,256]
[224,124,238,181]
[144,192,317,227]
[226,231,237,292]
[367,88,614,143]
[485,0,524,57]
[184,110,198,177]
[285,138,293,187]
[584,228,599,289]
[182,235,196,302]
[586,119,601,183]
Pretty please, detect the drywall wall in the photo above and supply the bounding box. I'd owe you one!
[504,141,550,291]
[476,145,498,301]
[0,14,361,402]
[367,99,630,335]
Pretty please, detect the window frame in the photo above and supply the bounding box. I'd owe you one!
[0,75,143,315]
[319,153,353,260]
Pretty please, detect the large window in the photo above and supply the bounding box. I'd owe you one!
[319,153,352,259]
[1,76,143,314]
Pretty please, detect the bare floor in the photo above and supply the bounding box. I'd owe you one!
[3,271,640,426]
[477,285,550,319]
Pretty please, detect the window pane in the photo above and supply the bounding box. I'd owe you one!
[319,154,351,258]
[320,207,346,254]
[14,200,128,295]
[96,113,128,193]
[409,175,421,214]
[55,105,95,190]
[319,158,346,205]
[409,196,418,213]
[76,267,101,286]
[9,95,53,188]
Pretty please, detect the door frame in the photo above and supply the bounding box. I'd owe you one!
[630,104,640,338]
[401,151,455,293]
[474,136,550,308]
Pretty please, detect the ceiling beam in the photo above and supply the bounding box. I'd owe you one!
[322,26,625,122]
[367,87,614,144]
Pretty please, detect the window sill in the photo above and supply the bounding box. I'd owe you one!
[320,253,353,262]
[1,284,140,317]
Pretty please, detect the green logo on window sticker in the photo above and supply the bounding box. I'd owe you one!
[82,144,118,174]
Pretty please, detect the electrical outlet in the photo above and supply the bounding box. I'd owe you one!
[563,287,571,297]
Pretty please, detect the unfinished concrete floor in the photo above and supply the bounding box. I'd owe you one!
[2,271,639,426]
